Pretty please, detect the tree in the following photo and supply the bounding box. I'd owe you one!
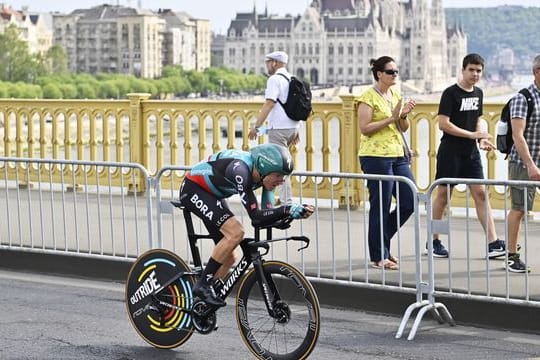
[45,45,69,75]
[42,83,62,99]
[58,84,78,99]
[77,83,97,99]
[0,25,41,83]
[0,82,8,98]
[98,80,119,99]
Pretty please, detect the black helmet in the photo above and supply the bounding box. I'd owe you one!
[250,144,293,177]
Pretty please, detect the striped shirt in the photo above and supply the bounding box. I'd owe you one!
[508,82,540,167]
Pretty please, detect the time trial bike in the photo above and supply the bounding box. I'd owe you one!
[125,200,321,359]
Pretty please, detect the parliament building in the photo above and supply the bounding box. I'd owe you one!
[223,0,467,92]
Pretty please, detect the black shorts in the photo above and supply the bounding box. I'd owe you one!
[435,145,484,182]
[179,178,234,244]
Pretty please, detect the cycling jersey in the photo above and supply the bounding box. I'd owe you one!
[179,149,288,233]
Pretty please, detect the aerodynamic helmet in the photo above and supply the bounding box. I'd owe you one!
[250,144,293,178]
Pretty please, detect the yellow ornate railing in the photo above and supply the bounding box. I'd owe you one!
[0,93,534,210]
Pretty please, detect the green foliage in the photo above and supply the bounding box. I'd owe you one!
[45,45,69,75]
[0,24,266,99]
[77,83,96,99]
[98,81,120,99]
[42,83,63,99]
[445,6,540,60]
[0,83,7,98]
[0,25,41,83]
[58,84,78,99]
[6,83,22,98]
[18,83,43,99]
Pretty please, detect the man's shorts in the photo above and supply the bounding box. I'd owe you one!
[508,162,537,211]
[179,179,234,243]
[435,146,484,183]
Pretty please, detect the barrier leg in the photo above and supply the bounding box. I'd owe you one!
[406,301,455,340]
[395,300,429,339]
[434,303,456,326]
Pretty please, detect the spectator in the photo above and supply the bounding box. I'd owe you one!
[430,53,505,259]
[505,55,540,273]
[248,50,299,205]
[357,56,416,270]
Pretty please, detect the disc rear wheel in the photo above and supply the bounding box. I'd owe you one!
[125,249,195,349]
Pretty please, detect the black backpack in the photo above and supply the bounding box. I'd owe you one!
[277,73,312,121]
[496,88,534,157]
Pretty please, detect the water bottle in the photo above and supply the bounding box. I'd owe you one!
[257,125,267,136]
[497,121,508,135]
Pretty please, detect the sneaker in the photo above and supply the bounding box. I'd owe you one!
[487,239,506,259]
[193,281,226,308]
[505,253,530,273]
[425,239,449,258]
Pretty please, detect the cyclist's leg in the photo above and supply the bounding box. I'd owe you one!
[211,216,244,279]
[179,180,236,306]
[206,199,240,279]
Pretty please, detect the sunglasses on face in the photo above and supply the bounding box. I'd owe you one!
[382,69,399,75]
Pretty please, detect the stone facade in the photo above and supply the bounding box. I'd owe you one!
[223,0,467,92]
[0,4,52,55]
[52,4,210,78]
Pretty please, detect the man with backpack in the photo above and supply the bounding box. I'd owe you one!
[248,50,305,205]
[504,55,540,273]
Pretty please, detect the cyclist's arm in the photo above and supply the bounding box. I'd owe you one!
[226,162,288,225]
[260,188,275,209]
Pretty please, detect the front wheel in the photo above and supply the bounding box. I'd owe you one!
[236,261,320,360]
[125,249,195,349]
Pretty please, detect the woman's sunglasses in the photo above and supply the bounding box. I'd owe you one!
[382,69,399,75]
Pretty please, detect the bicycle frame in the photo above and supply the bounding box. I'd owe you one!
[180,206,309,316]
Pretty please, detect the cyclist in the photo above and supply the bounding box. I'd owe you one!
[178,144,314,307]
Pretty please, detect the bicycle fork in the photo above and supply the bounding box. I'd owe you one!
[252,259,287,321]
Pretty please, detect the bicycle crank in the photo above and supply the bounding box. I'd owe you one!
[192,300,218,334]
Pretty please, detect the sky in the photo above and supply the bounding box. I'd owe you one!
[7,0,540,34]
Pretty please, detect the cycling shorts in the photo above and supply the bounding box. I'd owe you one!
[179,178,234,244]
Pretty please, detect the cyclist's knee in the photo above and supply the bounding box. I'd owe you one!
[229,228,245,245]
[221,217,245,245]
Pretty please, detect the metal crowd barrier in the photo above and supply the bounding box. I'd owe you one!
[0,157,153,259]
[397,177,540,340]
[2,158,540,341]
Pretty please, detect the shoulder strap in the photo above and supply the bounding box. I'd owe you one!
[518,88,534,122]
[276,73,291,82]
[276,73,290,106]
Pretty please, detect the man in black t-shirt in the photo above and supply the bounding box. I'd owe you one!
[429,53,505,259]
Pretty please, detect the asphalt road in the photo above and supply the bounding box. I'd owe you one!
[1,269,540,360]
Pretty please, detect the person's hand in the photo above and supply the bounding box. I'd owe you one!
[527,163,540,181]
[287,203,314,219]
[478,138,495,151]
[399,98,416,118]
[470,130,492,140]
[301,204,315,218]
[248,127,258,140]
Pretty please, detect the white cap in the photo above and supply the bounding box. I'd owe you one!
[265,51,288,64]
